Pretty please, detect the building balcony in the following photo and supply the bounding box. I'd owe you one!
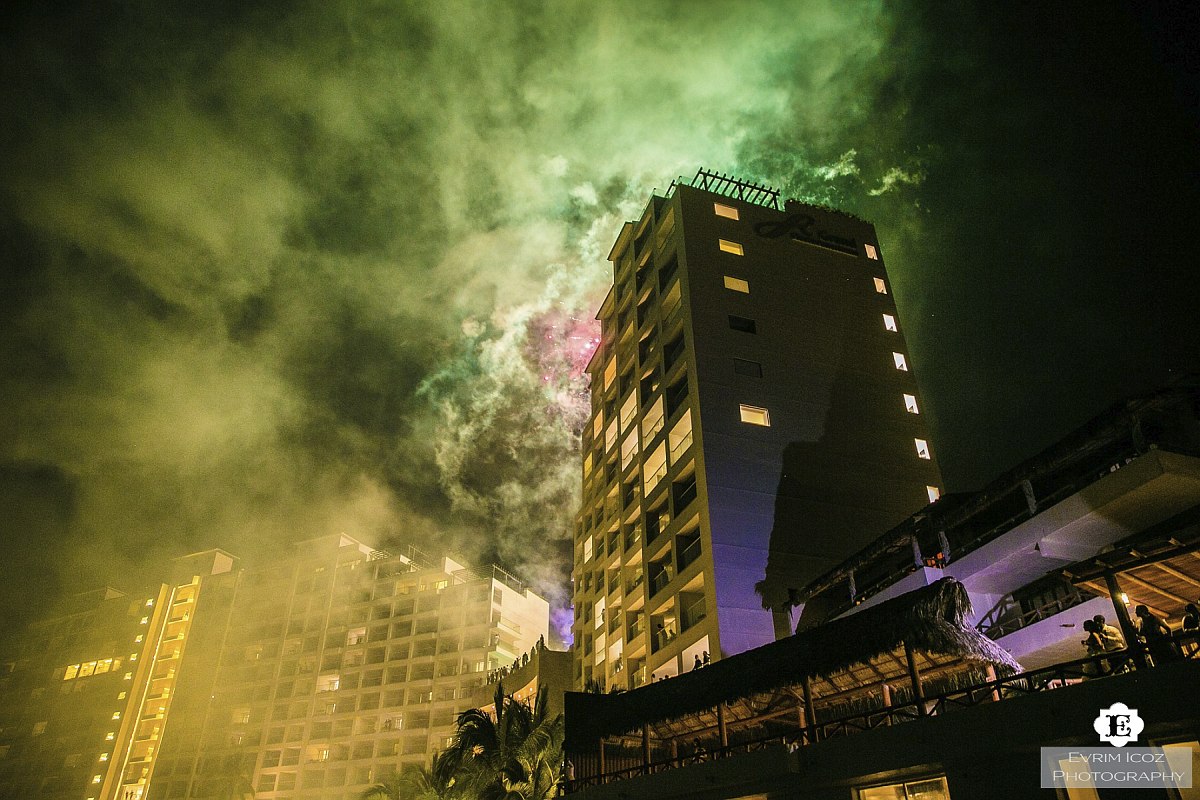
[680,597,707,632]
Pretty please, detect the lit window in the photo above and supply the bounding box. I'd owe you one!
[723,275,749,293]
[117,692,126,700]
[864,243,879,260]
[79,662,97,678]
[92,775,102,784]
[914,439,931,459]
[718,239,744,255]
[98,753,109,762]
[904,394,919,413]
[620,393,637,432]
[603,357,616,390]
[105,732,115,741]
[713,202,739,220]
[145,598,154,607]
[583,538,593,562]
[739,405,771,426]
[857,776,948,800]
[926,486,941,503]
[139,616,148,624]
[111,712,121,720]
[134,635,143,644]
[883,314,897,331]
[63,665,80,681]
[873,277,887,294]
[892,352,908,371]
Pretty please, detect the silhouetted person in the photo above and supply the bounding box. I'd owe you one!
[1081,620,1104,656]
[1183,603,1200,632]
[1135,605,1181,664]
[692,655,702,671]
[702,650,710,666]
[691,739,707,763]
[1181,603,1200,657]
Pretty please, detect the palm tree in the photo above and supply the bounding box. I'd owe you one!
[437,683,564,800]
[362,763,448,800]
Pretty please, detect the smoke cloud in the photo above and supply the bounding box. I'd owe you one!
[2,0,1195,632]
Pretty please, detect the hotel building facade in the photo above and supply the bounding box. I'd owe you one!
[572,170,942,691]
[0,535,549,800]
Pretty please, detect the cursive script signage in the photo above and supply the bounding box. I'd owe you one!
[754,213,859,256]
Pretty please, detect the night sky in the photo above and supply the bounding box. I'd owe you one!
[1,1,1197,642]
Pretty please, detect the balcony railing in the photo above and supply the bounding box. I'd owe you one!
[623,526,643,552]
[643,414,665,442]
[568,630,1200,792]
[977,584,1097,639]
[680,598,707,632]
[650,567,673,597]
[645,462,667,494]
[677,538,702,572]
[670,430,693,463]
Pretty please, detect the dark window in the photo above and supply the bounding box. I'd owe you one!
[658,255,679,291]
[733,358,762,377]
[728,315,756,334]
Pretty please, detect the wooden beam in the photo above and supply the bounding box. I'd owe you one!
[1121,571,1191,605]
[599,738,606,776]
[801,675,818,735]
[717,703,728,749]
[904,640,927,716]
[985,664,1000,703]
[641,724,650,771]
[1149,561,1200,592]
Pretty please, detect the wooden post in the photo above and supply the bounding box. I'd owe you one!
[985,664,1000,703]
[801,675,818,739]
[717,703,728,750]
[1104,572,1147,668]
[904,640,928,716]
[641,724,651,772]
[598,738,606,777]
[881,682,893,725]
[670,738,678,766]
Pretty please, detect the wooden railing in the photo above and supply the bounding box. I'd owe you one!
[567,631,1200,792]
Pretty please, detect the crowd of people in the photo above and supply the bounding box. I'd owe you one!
[1080,601,1200,670]
[487,635,546,685]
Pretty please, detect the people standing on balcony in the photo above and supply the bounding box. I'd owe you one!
[1135,605,1181,664]
[692,655,702,671]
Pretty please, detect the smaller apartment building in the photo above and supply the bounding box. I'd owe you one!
[0,534,549,800]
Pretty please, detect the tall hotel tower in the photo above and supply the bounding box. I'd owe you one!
[572,170,942,690]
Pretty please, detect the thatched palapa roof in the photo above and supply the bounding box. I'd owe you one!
[565,578,1020,745]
